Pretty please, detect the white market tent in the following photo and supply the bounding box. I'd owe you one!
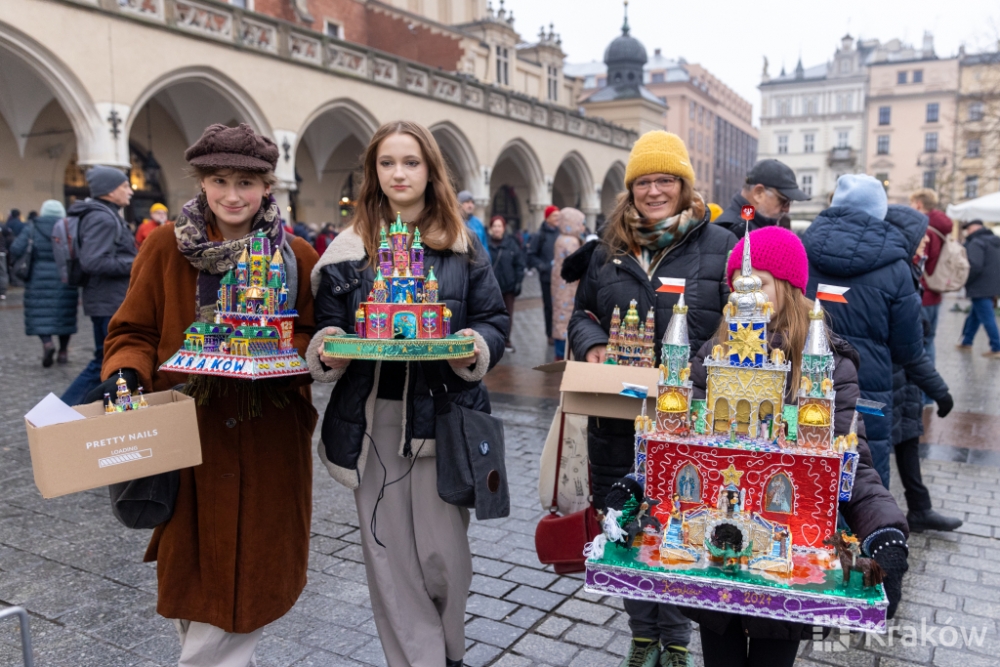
[946,191,1000,223]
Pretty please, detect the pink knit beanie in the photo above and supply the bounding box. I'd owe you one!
[726,226,809,292]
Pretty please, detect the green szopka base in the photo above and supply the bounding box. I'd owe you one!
[322,334,476,361]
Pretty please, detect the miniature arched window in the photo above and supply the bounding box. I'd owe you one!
[736,399,752,435]
[764,473,794,514]
[675,464,701,502]
[713,398,729,434]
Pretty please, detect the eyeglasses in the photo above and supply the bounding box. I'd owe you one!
[768,188,790,208]
[633,176,680,192]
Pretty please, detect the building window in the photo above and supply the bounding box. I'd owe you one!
[777,99,790,117]
[969,102,984,121]
[965,175,979,199]
[968,138,982,157]
[804,97,817,115]
[801,174,813,197]
[875,172,889,190]
[803,133,815,153]
[878,106,891,125]
[546,65,558,102]
[923,171,936,189]
[229,0,252,8]
[897,71,907,84]
[689,129,695,147]
[913,69,923,83]
[835,94,853,112]
[651,72,664,83]
[777,135,788,154]
[839,59,851,74]
[877,135,890,155]
[926,102,939,123]
[698,106,704,124]
[689,101,695,120]
[495,45,510,85]
[324,19,342,38]
[924,132,938,153]
[837,130,849,149]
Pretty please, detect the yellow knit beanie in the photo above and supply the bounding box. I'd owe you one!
[624,130,695,188]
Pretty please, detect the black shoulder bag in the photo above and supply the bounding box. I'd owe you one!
[421,361,510,520]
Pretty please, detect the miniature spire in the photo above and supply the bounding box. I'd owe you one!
[662,293,690,347]
[803,298,831,356]
[621,0,630,36]
[379,225,389,247]
[741,224,752,279]
[412,226,422,248]
[271,247,283,265]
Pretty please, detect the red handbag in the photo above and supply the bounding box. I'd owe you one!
[534,411,601,574]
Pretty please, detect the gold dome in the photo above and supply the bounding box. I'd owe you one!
[798,402,831,427]
[658,389,688,413]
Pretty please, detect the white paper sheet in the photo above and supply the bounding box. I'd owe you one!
[25,393,87,428]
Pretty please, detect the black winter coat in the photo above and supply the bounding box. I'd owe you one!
[883,205,950,445]
[802,206,924,486]
[67,198,137,318]
[714,193,781,239]
[963,227,1000,299]
[312,228,509,488]
[488,234,526,295]
[9,216,79,336]
[527,223,560,281]
[568,214,736,507]
[684,335,909,640]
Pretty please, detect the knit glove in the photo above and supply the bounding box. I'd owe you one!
[84,368,140,405]
[936,393,954,418]
[864,528,909,619]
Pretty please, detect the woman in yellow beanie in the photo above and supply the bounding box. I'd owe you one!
[567,130,737,667]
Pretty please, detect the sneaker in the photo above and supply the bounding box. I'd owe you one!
[982,351,1000,359]
[907,509,963,533]
[659,646,693,667]
[619,639,659,667]
[505,343,516,353]
[956,344,973,351]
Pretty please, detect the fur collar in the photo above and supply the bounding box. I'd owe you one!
[311,224,469,294]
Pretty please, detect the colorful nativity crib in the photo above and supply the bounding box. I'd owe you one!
[583,229,886,633]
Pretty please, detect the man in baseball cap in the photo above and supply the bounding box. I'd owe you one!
[714,159,810,237]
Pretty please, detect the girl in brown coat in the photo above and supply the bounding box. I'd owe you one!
[101,123,319,665]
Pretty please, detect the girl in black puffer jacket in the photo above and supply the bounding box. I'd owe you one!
[685,227,909,666]
[569,131,736,667]
[308,121,508,667]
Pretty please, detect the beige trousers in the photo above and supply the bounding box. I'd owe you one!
[173,619,263,667]
[355,399,473,667]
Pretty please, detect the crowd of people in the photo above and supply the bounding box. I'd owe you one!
[0,117,996,667]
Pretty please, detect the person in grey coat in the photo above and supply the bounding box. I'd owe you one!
[60,166,136,405]
[9,200,79,366]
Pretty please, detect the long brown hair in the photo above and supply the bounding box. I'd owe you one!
[602,177,704,255]
[353,121,466,263]
[713,278,821,393]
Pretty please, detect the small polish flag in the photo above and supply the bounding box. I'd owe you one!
[657,277,686,294]
[620,383,649,399]
[816,284,849,303]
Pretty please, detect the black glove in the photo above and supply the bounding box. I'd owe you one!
[866,530,909,620]
[83,368,140,405]
[936,393,954,418]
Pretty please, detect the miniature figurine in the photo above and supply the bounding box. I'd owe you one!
[824,531,885,587]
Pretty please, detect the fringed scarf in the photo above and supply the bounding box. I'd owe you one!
[174,194,296,419]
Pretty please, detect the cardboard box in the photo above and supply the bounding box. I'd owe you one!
[535,360,660,420]
[25,390,202,499]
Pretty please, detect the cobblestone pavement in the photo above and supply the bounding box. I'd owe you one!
[2,285,1000,667]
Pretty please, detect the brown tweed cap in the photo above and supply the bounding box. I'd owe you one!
[184,123,279,173]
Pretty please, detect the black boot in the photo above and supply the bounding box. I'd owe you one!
[907,509,963,532]
[446,659,463,667]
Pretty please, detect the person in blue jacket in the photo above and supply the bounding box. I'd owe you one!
[802,175,924,487]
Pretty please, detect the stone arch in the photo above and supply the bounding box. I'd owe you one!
[126,66,273,144]
[429,121,480,197]
[0,22,102,164]
[293,98,379,227]
[489,138,545,231]
[552,150,595,212]
[600,160,627,219]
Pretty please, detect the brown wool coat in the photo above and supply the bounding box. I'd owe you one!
[102,221,319,633]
